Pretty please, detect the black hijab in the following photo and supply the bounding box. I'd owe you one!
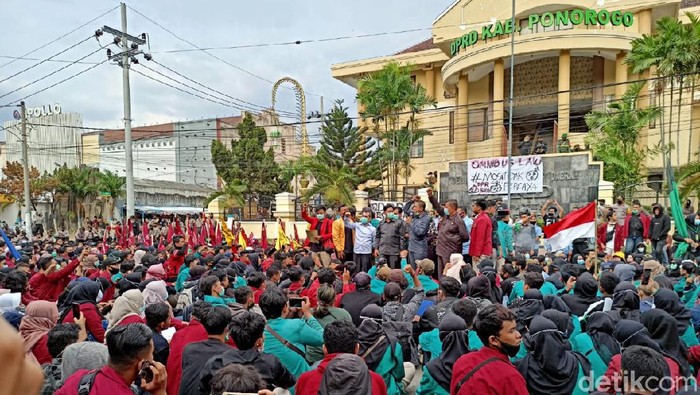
[514,292,544,335]
[611,281,641,322]
[465,275,494,302]
[561,272,600,316]
[543,294,571,314]
[542,309,574,339]
[584,312,620,367]
[654,288,693,334]
[614,319,662,352]
[517,316,591,395]
[58,281,102,323]
[319,354,372,395]
[641,309,690,377]
[426,313,471,391]
[357,304,395,371]
[480,267,502,304]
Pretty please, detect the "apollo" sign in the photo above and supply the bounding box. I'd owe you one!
[13,103,62,120]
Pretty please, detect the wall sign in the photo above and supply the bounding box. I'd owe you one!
[369,200,405,220]
[467,155,543,195]
[451,8,635,56]
[26,104,62,118]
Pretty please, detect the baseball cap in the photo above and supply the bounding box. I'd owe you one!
[376,266,392,281]
[601,261,615,271]
[416,259,435,275]
[613,251,625,259]
[353,272,371,288]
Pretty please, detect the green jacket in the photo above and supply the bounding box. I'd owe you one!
[675,279,700,309]
[305,308,353,363]
[416,367,450,395]
[175,266,190,293]
[570,333,608,383]
[263,317,324,380]
[370,278,387,295]
[419,328,484,362]
[497,221,514,256]
[509,280,559,303]
[682,325,699,347]
[373,343,405,395]
[203,294,236,307]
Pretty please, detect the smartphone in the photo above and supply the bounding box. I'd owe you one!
[139,360,154,383]
[288,297,303,308]
[71,303,81,319]
[641,268,652,285]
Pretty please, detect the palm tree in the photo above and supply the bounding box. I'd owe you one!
[54,166,100,227]
[298,156,360,205]
[357,61,436,199]
[676,154,700,200]
[97,170,125,220]
[585,82,662,196]
[205,180,247,209]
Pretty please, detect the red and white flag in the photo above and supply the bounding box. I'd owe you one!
[543,202,596,252]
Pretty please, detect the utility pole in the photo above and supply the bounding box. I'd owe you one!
[19,101,33,239]
[103,3,147,218]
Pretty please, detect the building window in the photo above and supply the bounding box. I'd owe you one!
[410,137,424,158]
[281,138,286,154]
[410,75,417,86]
[468,108,488,142]
[449,111,455,144]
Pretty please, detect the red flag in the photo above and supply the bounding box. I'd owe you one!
[157,235,165,251]
[142,220,151,247]
[200,222,210,244]
[214,221,222,245]
[543,202,596,252]
[102,225,110,253]
[293,223,300,243]
[127,219,135,246]
[261,221,269,249]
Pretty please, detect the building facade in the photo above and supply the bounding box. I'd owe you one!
[332,0,700,191]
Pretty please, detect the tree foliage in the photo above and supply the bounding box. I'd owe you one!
[585,82,662,196]
[676,154,700,200]
[0,161,57,209]
[298,156,360,205]
[356,61,436,198]
[211,113,287,206]
[316,100,380,185]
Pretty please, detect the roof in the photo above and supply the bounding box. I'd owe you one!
[394,38,437,55]
[134,178,214,197]
[102,123,174,144]
[682,0,700,7]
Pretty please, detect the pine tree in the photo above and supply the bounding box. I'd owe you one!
[211,113,286,200]
[316,100,379,185]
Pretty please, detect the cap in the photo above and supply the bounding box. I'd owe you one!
[601,261,615,271]
[416,259,435,274]
[613,251,625,259]
[376,266,392,281]
[353,272,371,288]
[389,269,408,288]
[377,257,388,266]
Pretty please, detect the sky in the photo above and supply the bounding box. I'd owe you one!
[0,0,453,140]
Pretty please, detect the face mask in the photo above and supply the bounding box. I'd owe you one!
[108,267,119,275]
[360,217,369,225]
[638,247,645,253]
[316,214,325,221]
[218,287,225,297]
[577,259,585,265]
[444,208,450,216]
[497,338,521,358]
[695,219,700,226]
[96,290,103,303]
[524,254,530,260]
[529,221,536,225]
[632,210,639,215]
[336,215,341,220]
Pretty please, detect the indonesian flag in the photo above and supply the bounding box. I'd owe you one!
[544,202,596,252]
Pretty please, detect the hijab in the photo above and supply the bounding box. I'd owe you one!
[517,316,590,395]
[0,292,21,313]
[319,354,372,395]
[641,308,690,377]
[611,282,641,322]
[542,309,574,339]
[480,267,502,303]
[561,272,600,316]
[465,275,494,302]
[58,281,101,323]
[19,301,58,359]
[583,312,620,366]
[357,304,394,371]
[515,291,545,335]
[106,289,144,334]
[614,319,662,352]
[654,288,693,333]
[543,294,571,314]
[142,280,168,306]
[426,313,471,391]
[133,250,146,266]
[145,264,167,281]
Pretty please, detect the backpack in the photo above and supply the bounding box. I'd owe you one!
[382,304,419,365]
[176,281,202,310]
[40,361,63,394]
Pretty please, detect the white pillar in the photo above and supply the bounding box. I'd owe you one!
[353,190,369,212]
[274,192,296,222]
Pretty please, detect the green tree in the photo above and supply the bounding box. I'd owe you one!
[676,154,700,200]
[298,156,360,205]
[627,14,700,168]
[356,61,436,199]
[204,180,247,208]
[0,161,57,210]
[211,113,287,206]
[585,82,662,196]
[316,100,380,185]
[97,170,125,220]
[54,165,100,227]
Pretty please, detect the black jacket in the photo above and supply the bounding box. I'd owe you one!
[650,207,671,241]
[339,289,381,327]
[198,348,296,394]
[179,339,231,395]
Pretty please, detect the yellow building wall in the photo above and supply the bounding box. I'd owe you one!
[81,133,100,166]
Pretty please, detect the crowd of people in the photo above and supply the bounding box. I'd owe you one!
[0,192,700,395]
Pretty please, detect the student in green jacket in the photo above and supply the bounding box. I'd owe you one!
[357,304,405,395]
[259,287,325,381]
[653,287,700,347]
[509,270,558,304]
[417,313,472,395]
[200,274,238,306]
[497,212,515,257]
[675,260,700,308]
[570,312,620,384]
[175,254,199,293]
[370,263,392,295]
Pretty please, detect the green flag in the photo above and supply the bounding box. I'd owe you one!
[668,168,689,259]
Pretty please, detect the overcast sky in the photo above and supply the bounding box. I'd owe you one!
[0,0,451,139]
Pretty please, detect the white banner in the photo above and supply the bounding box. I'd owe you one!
[467,155,543,195]
[369,200,404,220]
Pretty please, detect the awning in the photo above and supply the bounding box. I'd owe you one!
[133,205,204,214]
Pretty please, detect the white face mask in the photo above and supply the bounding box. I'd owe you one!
[96,290,104,303]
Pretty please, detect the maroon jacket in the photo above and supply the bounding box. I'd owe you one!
[296,353,388,395]
[61,302,105,343]
[469,212,493,258]
[451,346,528,395]
[29,258,80,302]
[620,212,651,240]
[166,319,208,395]
[55,365,135,395]
[597,222,624,253]
[301,210,334,249]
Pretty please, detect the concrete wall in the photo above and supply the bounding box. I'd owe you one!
[99,138,178,182]
[81,133,100,166]
[174,119,218,188]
